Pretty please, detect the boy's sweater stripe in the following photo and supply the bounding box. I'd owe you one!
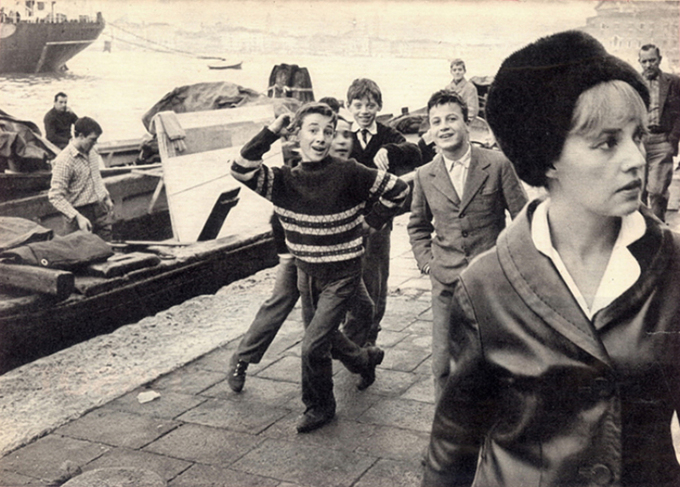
[287,237,364,262]
[231,126,409,278]
[275,204,365,230]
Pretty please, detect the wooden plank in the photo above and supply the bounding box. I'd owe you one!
[158,105,283,243]
[87,252,161,278]
[0,264,73,297]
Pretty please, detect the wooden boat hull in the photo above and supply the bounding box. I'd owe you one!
[0,170,278,374]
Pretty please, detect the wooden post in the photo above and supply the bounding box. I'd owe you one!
[0,264,74,298]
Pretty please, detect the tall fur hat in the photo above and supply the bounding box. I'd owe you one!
[485,30,649,187]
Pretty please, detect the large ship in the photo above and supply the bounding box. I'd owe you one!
[0,1,104,74]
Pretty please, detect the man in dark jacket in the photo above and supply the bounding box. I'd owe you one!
[44,92,78,150]
[638,44,680,221]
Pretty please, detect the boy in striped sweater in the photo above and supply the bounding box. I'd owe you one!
[231,102,409,433]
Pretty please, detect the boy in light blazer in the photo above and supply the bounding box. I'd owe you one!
[407,90,527,401]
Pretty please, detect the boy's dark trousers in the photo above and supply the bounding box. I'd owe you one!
[344,224,390,345]
[234,254,299,364]
[297,268,371,414]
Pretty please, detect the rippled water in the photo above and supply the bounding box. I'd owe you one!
[0,45,507,143]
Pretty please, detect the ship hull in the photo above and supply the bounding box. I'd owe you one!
[0,19,104,74]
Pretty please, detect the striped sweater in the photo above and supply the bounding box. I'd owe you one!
[231,127,410,278]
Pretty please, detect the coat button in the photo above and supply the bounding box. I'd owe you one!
[591,464,613,485]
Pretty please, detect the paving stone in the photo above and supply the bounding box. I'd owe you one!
[0,469,50,486]
[402,318,431,336]
[83,447,191,482]
[0,435,108,483]
[191,343,238,371]
[355,425,430,463]
[393,277,431,292]
[201,376,300,405]
[144,423,263,468]
[401,375,435,404]
[232,439,376,487]
[176,397,290,435]
[396,334,431,351]
[413,356,432,376]
[335,367,418,398]
[374,330,408,348]
[353,458,423,487]
[332,374,384,419]
[255,356,301,383]
[103,389,207,419]
[168,463,279,487]
[380,347,429,373]
[55,409,180,449]
[262,414,379,453]
[358,398,435,433]
[387,274,413,290]
[62,467,166,487]
[150,365,227,395]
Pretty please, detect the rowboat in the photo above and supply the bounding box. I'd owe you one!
[207,61,243,70]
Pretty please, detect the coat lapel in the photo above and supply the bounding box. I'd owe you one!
[429,154,461,205]
[497,200,613,366]
[459,146,490,214]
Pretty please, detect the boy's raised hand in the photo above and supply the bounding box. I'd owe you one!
[373,148,390,171]
[269,113,292,135]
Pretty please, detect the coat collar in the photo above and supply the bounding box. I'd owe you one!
[496,200,672,367]
[428,145,490,209]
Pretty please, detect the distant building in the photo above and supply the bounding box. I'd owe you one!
[581,1,679,72]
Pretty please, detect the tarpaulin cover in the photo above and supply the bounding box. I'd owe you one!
[142,82,302,132]
[0,109,56,172]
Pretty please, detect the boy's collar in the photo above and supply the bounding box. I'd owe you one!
[353,121,377,135]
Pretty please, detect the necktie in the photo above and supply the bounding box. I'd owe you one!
[361,129,369,145]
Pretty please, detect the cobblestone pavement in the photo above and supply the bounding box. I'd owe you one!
[2,180,680,486]
[0,214,435,487]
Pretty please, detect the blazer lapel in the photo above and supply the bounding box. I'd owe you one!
[497,201,613,366]
[429,154,461,205]
[459,146,489,214]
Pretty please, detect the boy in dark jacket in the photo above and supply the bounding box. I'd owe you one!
[231,102,409,433]
[345,78,422,346]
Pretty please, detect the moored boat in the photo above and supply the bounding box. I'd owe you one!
[207,61,243,70]
[0,98,290,374]
[0,2,104,74]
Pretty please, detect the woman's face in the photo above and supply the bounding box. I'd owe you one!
[547,118,646,219]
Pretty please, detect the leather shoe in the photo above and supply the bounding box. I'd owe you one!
[357,346,384,391]
[296,408,335,433]
[227,359,248,393]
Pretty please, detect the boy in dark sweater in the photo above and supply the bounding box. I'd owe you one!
[231,103,409,433]
[345,78,422,346]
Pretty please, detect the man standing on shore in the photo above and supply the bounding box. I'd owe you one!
[638,44,680,221]
[44,92,78,150]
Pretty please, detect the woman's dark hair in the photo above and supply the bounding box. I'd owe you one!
[485,30,649,187]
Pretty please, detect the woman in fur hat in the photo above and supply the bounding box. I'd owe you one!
[422,30,680,487]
